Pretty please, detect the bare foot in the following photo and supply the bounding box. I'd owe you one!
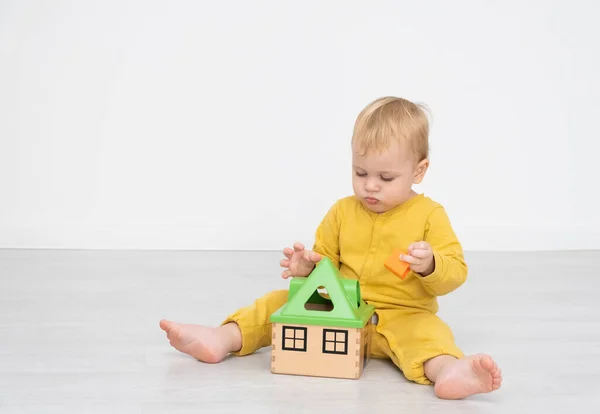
[434,354,502,399]
[159,319,242,363]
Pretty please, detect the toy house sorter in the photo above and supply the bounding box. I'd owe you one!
[269,257,375,379]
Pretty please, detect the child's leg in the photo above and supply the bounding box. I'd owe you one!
[372,310,502,399]
[220,289,288,356]
[159,289,288,363]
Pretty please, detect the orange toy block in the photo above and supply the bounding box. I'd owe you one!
[384,249,411,279]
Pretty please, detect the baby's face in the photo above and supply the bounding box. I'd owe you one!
[351,140,426,213]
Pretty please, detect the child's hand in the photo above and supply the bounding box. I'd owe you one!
[280,242,322,279]
[401,241,435,276]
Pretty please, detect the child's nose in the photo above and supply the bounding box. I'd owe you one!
[365,178,379,192]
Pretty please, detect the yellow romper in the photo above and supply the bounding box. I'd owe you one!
[222,193,467,385]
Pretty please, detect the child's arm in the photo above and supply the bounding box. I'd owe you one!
[413,206,468,296]
[311,201,341,269]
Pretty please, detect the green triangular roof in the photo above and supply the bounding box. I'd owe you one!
[270,257,374,328]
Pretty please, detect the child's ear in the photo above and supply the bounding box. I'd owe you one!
[413,158,429,184]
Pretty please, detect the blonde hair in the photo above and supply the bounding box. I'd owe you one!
[351,96,430,161]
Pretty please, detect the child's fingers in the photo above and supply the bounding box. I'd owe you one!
[282,247,293,258]
[293,242,305,252]
[409,241,429,249]
[399,253,420,265]
[308,250,322,263]
[416,241,429,250]
[409,249,430,259]
[281,270,292,279]
[280,258,290,268]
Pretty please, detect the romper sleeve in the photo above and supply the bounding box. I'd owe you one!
[312,200,341,269]
[417,206,468,296]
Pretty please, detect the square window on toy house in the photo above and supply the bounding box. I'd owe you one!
[322,329,348,355]
[282,326,307,352]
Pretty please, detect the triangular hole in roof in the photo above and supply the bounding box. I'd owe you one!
[304,285,334,312]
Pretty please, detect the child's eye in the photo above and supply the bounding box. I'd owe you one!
[355,171,367,177]
[380,176,395,182]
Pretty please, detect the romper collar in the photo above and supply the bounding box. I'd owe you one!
[362,193,426,220]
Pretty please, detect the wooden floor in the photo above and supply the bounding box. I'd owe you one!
[1,249,599,413]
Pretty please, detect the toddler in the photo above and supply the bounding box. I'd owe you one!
[159,96,502,399]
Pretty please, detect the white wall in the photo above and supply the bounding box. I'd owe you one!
[1,0,598,251]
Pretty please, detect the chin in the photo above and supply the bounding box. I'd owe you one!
[361,200,388,213]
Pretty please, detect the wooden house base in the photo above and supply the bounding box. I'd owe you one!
[271,319,373,379]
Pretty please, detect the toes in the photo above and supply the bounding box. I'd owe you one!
[479,355,494,370]
[478,355,498,374]
[491,367,503,390]
[160,320,181,337]
[159,319,171,331]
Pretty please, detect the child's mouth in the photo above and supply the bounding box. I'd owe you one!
[365,197,379,204]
